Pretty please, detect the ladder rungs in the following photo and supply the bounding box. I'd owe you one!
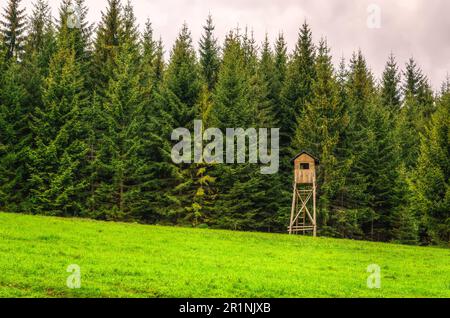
[289,228,314,230]
[288,226,315,230]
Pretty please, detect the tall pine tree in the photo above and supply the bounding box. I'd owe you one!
[292,40,350,237]
[410,91,449,245]
[279,22,316,154]
[381,53,402,114]
[151,23,202,223]
[93,0,123,92]
[199,14,220,92]
[28,23,90,215]
[0,0,26,60]
[93,39,147,220]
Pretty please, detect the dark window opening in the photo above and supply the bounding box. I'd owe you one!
[300,163,310,170]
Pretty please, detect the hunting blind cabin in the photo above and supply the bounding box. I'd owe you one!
[289,151,319,236]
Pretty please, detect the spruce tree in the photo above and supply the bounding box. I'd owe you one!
[80,92,106,217]
[243,36,271,128]
[132,21,169,223]
[381,53,402,114]
[140,19,156,81]
[269,32,291,230]
[210,32,278,231]
[440,74,450,96]
[151,23,201,223]
[153,38,165,85]
[142,20,155,51]
[249,35,285,231]
[376,54,406,240]
[73,0,94,78]
[211,32,251,128]
[93,0,123,92]
[140,20,164,95]
[390,165,419,245]
[92,1,145,220]
[93,40,147,220]
[291,40,350,236]
[395,96,421,169]
[22,0,56,110]
[279,22,316,153]
[52,0,91,97]
[28,28,90,215]
[336,57,349,106]
[258,34,277,125]
[1,1,54,212]
[0,0,26,60]
[210,32,252,229]
[162,23,201,127]
[403,58,423,97]
[411,92,449,245]
[0,59,29,211]
[57,0,93,63]
[121,0,139,58]
[199,14,220,92]
[402,58,435,119]
[341,51,376,239]
[363,96,403,241]
[25,0,53,55]
[277,23,316,227]
[242,27,258,74]
[397,58,435,169]
[186,85,217,227]
[272,33,288,126]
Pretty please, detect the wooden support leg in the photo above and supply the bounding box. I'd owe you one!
[289,182,297,234]
[289,182,318,237]
[313,181,317,237]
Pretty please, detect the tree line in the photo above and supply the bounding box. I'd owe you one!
[0,0,448,246]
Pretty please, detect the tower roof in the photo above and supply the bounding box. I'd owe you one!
[292,150,320,165]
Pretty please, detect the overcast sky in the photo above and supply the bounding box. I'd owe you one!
[13,0,450,90]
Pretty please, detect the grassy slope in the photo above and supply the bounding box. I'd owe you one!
[0,212,449,298]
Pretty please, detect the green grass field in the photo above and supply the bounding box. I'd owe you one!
[0,212,449,298]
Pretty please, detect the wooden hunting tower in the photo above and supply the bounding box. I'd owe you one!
[289,151,319,236]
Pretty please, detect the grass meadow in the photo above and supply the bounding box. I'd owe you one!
[0,212,448,298]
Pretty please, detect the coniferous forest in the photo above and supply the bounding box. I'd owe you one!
[0,0,448,246]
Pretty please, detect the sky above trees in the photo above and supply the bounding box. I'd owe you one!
[13,0,450,90]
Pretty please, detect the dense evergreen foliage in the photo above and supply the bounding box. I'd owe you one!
[0,0,448,245]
